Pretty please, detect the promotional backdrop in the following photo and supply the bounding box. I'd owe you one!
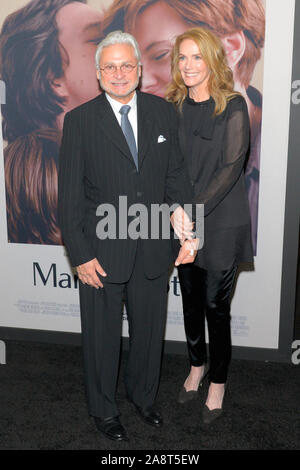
[0,0,294,352]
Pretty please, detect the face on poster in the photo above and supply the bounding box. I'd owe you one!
[0,0,265,249]
[1,0,289,351]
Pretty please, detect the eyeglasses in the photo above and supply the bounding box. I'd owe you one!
[99,63,139,75]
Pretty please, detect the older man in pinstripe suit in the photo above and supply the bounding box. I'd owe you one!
[58,30,196,441]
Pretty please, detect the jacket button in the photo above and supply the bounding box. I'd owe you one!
[137,191,142,197]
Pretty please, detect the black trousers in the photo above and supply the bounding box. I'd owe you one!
[79,244,169,419]
[177,263,237,384]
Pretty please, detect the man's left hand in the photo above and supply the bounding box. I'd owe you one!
[175,238,199,266]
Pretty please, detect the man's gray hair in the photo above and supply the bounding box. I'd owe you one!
[95,30,141,70]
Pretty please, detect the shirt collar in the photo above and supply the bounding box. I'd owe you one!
[106,92,137,115]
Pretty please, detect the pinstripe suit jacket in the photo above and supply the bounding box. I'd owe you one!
[58,91,193,283]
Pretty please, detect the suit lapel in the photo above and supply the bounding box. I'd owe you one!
[94,92,155,171]
[95,93,135,165]
[136,91,154,170]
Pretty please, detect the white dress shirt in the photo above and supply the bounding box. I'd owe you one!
[105,92,138,149]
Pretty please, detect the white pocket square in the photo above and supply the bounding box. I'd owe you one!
[157,135,166,143]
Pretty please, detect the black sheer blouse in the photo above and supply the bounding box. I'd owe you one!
[178,94,253,270]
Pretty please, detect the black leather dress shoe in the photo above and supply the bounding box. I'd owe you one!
[94,416,129,441]
[135,406,163,428]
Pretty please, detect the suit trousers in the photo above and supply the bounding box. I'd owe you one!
[79,242,169,419]
[177,263,237,384]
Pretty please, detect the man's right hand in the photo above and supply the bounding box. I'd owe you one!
[76,258,107,289]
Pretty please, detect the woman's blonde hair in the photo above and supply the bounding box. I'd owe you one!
[165,27,240,114]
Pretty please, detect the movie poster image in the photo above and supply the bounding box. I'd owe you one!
[0,0,265,253]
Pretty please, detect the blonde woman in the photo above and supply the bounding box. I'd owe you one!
[102,0,265,253]
[166,27,253,423]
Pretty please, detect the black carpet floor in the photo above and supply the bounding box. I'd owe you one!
[0,340,299,450]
